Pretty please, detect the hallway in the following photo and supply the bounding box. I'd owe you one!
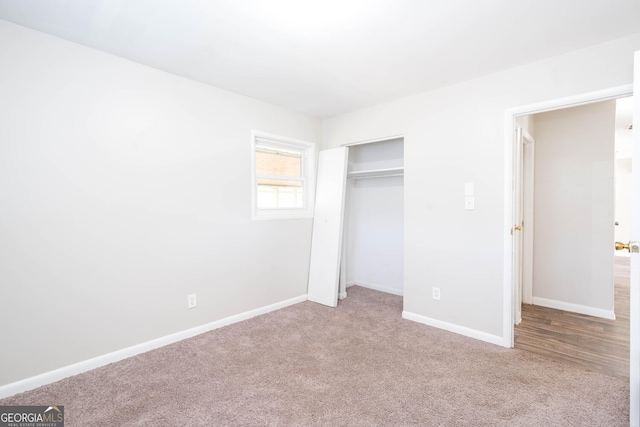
[514,256,630,379]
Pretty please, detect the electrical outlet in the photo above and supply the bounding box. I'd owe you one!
[187,294,197,309]
[432,287,441,301]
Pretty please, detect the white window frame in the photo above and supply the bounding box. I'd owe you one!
[251,131,316,220]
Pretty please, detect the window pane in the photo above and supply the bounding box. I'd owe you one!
[275,187,300,208]
[256,146,302,177]
[257,183,304,209]
[257,186,278,209]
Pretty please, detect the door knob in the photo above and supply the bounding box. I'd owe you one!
[619,241,640,253]
[616,241,630,252]
[514,225,522,231]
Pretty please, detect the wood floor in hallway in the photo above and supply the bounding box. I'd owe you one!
[514,256,630,379]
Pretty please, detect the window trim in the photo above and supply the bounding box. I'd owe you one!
[251,131,316,220]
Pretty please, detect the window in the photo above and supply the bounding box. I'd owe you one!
[251,132,315,219]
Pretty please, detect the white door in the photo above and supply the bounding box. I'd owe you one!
[512,128,524,325]
[513,127,535,321]
[307,147,349,307]
[629,50,640,427]
[522,130,535,305]
[338,179,351,300]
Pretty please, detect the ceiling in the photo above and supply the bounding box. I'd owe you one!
[1,0,640,118]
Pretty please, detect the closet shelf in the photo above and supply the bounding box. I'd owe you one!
[347,167,404,179]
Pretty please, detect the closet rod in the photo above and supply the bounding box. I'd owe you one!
[349,173,404,180]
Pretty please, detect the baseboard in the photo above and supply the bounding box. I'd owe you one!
[347,281,403,297]
[0,294,308,399]
[532,297,615,320]
[402,311,504,346]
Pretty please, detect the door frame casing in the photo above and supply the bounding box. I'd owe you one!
[502,83,633,348]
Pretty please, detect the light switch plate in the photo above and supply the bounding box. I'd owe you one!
[465,196,475,210]
[464,182,474,196]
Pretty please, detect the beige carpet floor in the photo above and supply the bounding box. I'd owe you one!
[0,286,629,426]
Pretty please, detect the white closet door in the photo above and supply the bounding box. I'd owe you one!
[307,147,349,307]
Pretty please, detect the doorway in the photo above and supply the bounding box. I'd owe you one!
[503,85,633,343]
[511,97,633,378]
[507,86,633,372]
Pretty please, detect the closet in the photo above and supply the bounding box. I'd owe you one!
[340,136,404,299]
[307,136,404,307]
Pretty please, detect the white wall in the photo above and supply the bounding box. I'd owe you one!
[616,158,633,247]
[0,21,321,386]
[323,33,640,341]
[532,101,616,313]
